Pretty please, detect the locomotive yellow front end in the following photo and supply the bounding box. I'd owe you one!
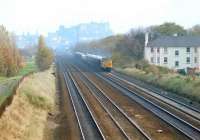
[101,58,112,72]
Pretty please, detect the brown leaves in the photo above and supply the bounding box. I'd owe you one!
[0,25,23,77]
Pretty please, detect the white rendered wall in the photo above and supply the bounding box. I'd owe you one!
[144,46,200,70]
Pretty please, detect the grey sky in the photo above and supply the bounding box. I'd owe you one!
[0,0,200,34]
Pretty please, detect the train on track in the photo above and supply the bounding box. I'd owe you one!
[75,52,112,72]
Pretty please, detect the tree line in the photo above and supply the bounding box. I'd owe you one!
[0,25,54,77]
[0,25,23,76]
[74,22,200,67]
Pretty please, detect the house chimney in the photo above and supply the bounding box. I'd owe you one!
[145,32,149,47]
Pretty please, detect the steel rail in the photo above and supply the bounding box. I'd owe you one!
[68,66,131,140]
[111,71,200,117]
[63,72,86,140]
[67,71,106,140]
[71,64,152,140]
[108,73,200,124]
[63,70,104,140]
[96,73,200,140]
[58,59,85,140]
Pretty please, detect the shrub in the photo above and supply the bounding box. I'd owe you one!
[135,59,149,70]
[144,65,160,75]
[35,36,54,71]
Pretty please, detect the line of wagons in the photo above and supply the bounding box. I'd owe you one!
[75,52,112,72]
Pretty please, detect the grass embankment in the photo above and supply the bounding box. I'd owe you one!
[117,66,200,103]
[0,68,56,140]
[0,60,37,105]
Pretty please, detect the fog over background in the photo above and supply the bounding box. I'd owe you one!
[0,0,200,34]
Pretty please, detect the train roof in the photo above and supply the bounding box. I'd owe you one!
[86,53,103,59]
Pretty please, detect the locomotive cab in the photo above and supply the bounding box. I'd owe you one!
[101,58,112,72]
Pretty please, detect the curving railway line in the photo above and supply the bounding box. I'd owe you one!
[56,54,200,140]
[96,73,200,140]
[105,73,200,127]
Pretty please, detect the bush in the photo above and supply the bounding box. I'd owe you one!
[35,36,54,71]
[135,59,149,70]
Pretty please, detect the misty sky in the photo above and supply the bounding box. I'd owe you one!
[0,0,200,34]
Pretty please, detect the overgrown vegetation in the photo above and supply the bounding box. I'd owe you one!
[20,68,55,110]
[0,77,18,105]
[0,68,56,140]
[0,60,37,105]
[36,35,54,71]
[75,22,200,103]
[75,30,145,68]
[0,25,23,77]
[118,67,200,103]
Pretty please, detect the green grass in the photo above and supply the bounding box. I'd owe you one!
[0,60,37,106]
[118,67,200,103]
[0,78,19,105]
[18,61,37,76]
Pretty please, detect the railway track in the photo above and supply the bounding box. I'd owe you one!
[68,63,152,140]
[71,72,129,140]
[111,71,200,117]
[72,58,200,140]
[63,70,104,140]
[56,60,82,140]
[57,55,200,140]
[107,73,200,126]
[94,73,200,140]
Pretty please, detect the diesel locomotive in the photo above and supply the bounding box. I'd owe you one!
[75,52,112,72]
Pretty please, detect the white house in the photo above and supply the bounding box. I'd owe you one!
[144,34,200,71]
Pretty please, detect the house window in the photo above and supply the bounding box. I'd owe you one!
[157,57,160,64]
[157,48,160,53]
[164,57,168,64]
[195,48,198,53]
[151,57,154,63]
[175,61,179,67]
[164,48,168,54]
[186,57,190,64]
[186,47,190,53]
[195,57,198,63]
[175,50,179,56]
[151,48,154,53]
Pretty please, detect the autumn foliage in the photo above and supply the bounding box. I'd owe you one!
[0,25,23,77]
[35,35,54,71]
